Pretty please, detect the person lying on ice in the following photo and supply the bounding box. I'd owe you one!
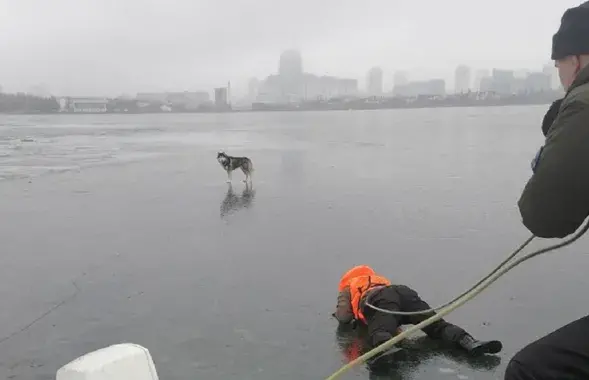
[333,265,502,362]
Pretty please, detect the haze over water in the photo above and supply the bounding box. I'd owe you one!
[1,107,589,380]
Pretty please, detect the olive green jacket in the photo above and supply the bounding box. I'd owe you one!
[518,64,589,238]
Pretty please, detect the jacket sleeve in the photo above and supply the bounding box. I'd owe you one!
[333,286,354,324]
[518,100,589,238]
[541,98,563,136]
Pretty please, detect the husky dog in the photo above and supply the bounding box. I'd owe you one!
[217,151,254,183]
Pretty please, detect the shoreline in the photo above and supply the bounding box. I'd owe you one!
[0,101,553,116]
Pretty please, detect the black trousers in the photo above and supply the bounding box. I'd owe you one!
[504,314,589,380]
[361,284,469,348]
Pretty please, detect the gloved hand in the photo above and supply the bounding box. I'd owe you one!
[541,98,563,136]
[331,313,358,329]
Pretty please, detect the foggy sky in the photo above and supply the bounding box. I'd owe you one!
[0,0,583,97]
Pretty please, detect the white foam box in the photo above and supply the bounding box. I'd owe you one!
[56,343,159,380]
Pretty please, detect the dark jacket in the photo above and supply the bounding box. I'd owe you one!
[518,64,589,238]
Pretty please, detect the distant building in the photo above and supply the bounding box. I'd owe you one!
[215,87,229,109]
[480,69,525,95]
[485,69,516,94]
[256,50,358,103]
[167,92,209,109]
[136,93,168,103]
[394,79,445,97]
[67,97,108,113]
[256,75,282,103]
[301,74,358,100]
[479,76,494,92]
[524,72,552,93]
[478,68,544,94]
[278,50,304,97]
[136,91,209,109]
[366,67,384,95]
[256,73,358,103]
[58,97,68,112]
[474,69,490,91]
[454,65,471,93]
[512,77,527,94]
[279,50,303,78]
[428,79,446,95]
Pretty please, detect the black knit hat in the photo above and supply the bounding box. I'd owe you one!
[551,1,589,60]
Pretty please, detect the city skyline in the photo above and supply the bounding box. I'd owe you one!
[247,50,560,104]
[0,0,582,98]
[1,47,563,114]
[10,49,561,101]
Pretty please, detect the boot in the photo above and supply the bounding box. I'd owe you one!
[458,334,503,356]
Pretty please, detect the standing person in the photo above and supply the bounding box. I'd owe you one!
[505,2,589,379]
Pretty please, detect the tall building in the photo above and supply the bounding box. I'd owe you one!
[454,65,471,93]
[474,69,490,91]
[478,69,516,94]
[279,50,303,78]
[256,50,358,103]
[492,69,515,94]
[215,87,231,110]
[279,50,303,81]
[479,76,493,92]
[366,67,383,95]
[278,49,304,98]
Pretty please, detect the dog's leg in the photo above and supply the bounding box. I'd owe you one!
[241,167,248,183]
[226,170,232,183]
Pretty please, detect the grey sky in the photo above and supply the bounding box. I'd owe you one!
[0,0,583,97]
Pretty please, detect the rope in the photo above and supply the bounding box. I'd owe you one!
[364,235,535,316]
[325,219,589,380]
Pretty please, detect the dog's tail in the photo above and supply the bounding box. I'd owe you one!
[245,158,254,172]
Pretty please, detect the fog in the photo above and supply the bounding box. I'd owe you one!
[0,0,583,97]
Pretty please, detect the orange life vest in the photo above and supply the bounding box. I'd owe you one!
[338,265,391,323]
